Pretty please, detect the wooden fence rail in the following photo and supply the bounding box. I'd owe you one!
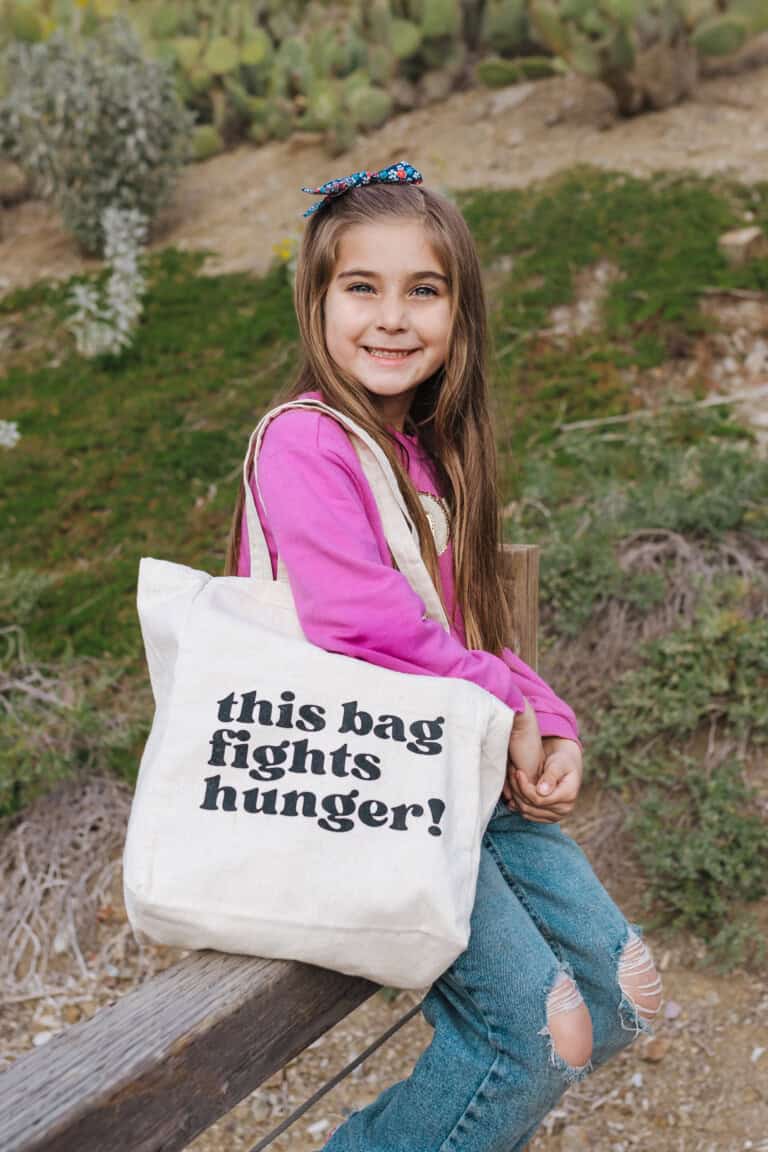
[0,543,540,1152]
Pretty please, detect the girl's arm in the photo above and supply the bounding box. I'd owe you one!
[243,408,528,716]
[500,648,581,748]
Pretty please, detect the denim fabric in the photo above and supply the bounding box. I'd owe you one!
[324,801,656,1152]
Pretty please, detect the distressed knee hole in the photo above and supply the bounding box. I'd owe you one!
[618,932,663,1021]
[545,972,593,1068]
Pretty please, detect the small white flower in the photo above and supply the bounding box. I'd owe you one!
[0,420,20,448]
[67,205,148,358]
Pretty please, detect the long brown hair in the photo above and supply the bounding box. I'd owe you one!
[224,181,513,656]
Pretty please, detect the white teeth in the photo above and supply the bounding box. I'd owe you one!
[366,348,413,358]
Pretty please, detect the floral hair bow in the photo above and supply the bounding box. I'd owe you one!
[301,160,423,218]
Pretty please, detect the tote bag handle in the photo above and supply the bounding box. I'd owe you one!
[241,399,450,631]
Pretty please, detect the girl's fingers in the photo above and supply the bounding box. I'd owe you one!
[536,773,580,807]
[534,755,568,799]
[513,794,571,820]
[504,758,579,820]
[514,768,554,806]
[513,803,567,824]
[516,767,578,807]
[510,772,574,821]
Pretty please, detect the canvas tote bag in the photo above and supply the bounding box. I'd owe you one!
[122,399,516,989]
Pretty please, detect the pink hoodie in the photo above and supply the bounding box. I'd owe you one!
[237,390,579,744]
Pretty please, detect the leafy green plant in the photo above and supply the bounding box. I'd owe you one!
[531,508,667,636]
[0,563,54,625]
[590,602,768,787]
[622,437,768,539]
[506,406,767,636]
[463,171,768,421]
[705,916,767,973]
[584,587,768,965]
[627,758,768,934]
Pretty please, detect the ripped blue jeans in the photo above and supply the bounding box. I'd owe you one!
[324,801,662,1152]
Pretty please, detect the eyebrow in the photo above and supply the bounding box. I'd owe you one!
[337,268,449,285]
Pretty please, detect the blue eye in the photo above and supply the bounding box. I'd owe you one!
[348,284,437,296]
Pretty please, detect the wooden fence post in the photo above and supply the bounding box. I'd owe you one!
[503,542,540,670]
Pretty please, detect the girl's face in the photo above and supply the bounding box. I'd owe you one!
[323,219,452,431]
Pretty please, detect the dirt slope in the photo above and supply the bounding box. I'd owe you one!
[2,54,768,295]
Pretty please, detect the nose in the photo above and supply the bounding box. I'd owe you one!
[375,290,410,331]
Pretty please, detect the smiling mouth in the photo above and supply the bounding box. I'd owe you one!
[363,347,419,359]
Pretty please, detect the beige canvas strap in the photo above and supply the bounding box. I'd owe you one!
[242,399,450,631]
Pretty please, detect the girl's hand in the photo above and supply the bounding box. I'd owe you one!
[505,698,544,785]
[504,737,584,824]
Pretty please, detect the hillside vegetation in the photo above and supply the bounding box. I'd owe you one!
[1,166,767,968]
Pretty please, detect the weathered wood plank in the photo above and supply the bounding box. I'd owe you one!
[0,952,376,1152]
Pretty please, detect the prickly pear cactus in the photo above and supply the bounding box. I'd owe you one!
[481,0,531,56]
[326,113,357,157]
[204,35,240,76]
[368,42,397,85]
[191,122,224,160]
[691,16,747,56]
[476,53,559,86]
[421,0,462,39]
[240,29,272,67]
[345,82,393,129]
[8,5,46,43]
[23,0,759,157]
[390,17,423,59]
[527,0,764,115]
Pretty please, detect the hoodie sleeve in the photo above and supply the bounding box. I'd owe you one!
[245,409,528,716]
[500,647,581,747]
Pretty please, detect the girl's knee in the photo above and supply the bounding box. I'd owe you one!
[541,971,593,1073]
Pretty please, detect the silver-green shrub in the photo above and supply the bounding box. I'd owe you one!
[67,206,149,358]
[0,16,195,256]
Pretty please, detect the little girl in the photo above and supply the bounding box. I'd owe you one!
[226,161,663,1151]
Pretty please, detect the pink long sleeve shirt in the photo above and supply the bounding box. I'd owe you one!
[237,389,580,744]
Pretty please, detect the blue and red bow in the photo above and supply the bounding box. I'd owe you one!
[301,160,423,217]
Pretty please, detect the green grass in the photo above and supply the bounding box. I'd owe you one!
[1,248,299,659]
[2,167,768,966]
[462,168,768,488]
[2,168,767,664]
